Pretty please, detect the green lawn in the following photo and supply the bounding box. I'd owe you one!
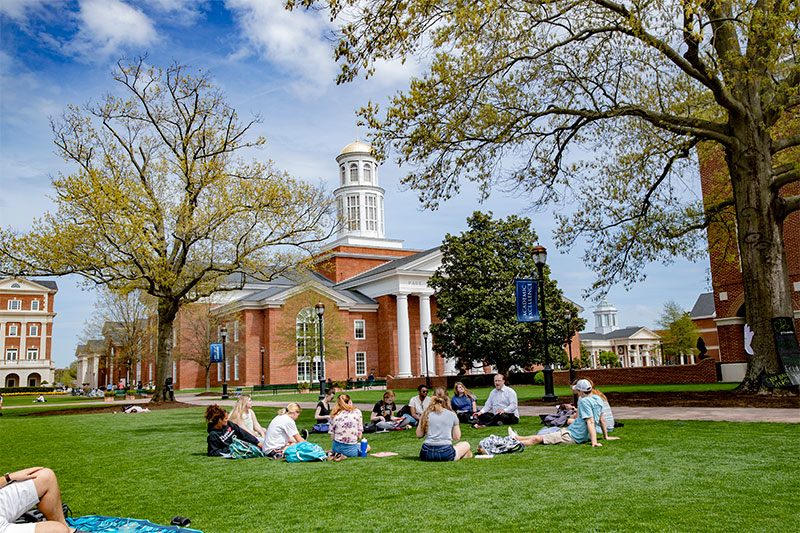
[1,405,797,532]
[1,394,104,407]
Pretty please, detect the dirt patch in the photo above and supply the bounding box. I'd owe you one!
[195,392,220,397]
[520,390,800,408]
[25,401,200,417]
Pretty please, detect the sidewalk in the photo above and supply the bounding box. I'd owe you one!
[176,394,800,423]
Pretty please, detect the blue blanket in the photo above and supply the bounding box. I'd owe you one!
[67,515,202,532]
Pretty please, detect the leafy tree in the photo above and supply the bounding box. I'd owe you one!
[295,0,800,392]
[55,361,78,386]
[658,301,700,363]
[429,211,584,377]
[599,350,620,368]
[0,60,333,402]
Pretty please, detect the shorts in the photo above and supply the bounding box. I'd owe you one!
[331,441,360,457]
[419,443,456,461]
[541,428,577,445]
[0,478,40,533]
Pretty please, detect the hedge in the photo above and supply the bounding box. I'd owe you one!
[0,386,59,394]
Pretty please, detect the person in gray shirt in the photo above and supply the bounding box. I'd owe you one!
[416,395,472,461]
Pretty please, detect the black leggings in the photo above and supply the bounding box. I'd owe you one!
[477,412,519,426]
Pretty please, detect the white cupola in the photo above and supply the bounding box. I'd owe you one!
[333,141,390,243]
[594,298,618,334]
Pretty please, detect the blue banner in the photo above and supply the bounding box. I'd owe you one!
[515,279,540,322]
[210,343,223,363]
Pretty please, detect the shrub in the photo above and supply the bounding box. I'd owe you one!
[533,371,544,385]
[297,382,310,390]
[0,386,55,394]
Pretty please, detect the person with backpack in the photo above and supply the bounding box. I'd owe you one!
[416,394,472,461]
[263,403,305,456]
[205,404,262,457]
[1,467,71,533]
[328,394,370,458]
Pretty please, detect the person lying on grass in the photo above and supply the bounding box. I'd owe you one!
[229,395,266,441]
[509,379,620,448]
[329,394,370,458]
[263,403,305,456]
[416,395,472,461]
[0,467,72,533]
[205,404,262,457]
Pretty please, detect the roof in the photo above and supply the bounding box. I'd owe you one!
[580,326,653,341]
[690,292,716,319]
[228,270,377,307]
[340,140,373,155]
[336,246,441,286]
[30,280,58,290]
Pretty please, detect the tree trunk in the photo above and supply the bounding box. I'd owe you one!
[152,298,180,403]
[205,365,211,392]
[727,117,794,394]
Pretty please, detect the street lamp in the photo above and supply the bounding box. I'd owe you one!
[315,302,326,400]
[533,245,557,402]
[422,331,430,388]
[220,325,228,400]
[260,346,265,387]
[345,341,350,389]
[564,311,577,405]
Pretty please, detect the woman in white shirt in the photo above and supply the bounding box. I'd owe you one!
[229,395,266,441]
[263,403,304,455]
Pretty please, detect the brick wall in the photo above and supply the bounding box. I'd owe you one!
[553,357,718,385]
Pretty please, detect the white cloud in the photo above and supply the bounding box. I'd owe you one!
[0,0,55,21]
[140,0,206,25]
[224,0,337,93]
[69,0,158,59]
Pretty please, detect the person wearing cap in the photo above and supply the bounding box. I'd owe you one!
[473,374,519,427]
[510,379,619,447]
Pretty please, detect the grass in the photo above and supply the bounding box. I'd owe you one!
[1,404,797,532]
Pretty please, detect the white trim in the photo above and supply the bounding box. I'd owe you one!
[355,351,366,376]
[697,327,718,333]
[715,317,746,326]
[354,319,366,340]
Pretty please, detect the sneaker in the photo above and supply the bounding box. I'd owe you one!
[301,429,309,440]
[472,424,486,429]
[508,427,519,440]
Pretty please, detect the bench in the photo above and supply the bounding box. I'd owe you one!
[349,379,387,389]
[252,383,300,395]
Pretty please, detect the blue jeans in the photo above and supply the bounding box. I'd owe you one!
[419,443,456,461]
[331,441,360,457]
[401,414,418,426]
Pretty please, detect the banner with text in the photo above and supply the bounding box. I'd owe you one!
[515,279,540,322]
[210,343,223,363]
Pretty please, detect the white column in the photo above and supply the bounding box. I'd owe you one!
[1,320,6,357]
[396,294,412,377]
[92,356,99,388]
[20,321,27,359]
[419,295,436,376]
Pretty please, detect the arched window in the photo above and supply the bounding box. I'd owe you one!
[363,163,372,183]
[296,307,324,382]
[349,163,359,183]
[340,165,346,185]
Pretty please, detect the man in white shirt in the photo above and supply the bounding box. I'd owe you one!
[399,384,431,427]
[474,374,519,427]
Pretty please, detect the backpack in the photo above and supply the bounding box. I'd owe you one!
[229,437,266,459]
[284,441,328,462]
[478,435,525,455]
[311,423,330,433]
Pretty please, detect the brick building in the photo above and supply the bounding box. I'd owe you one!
[690,292,720,362]
[0,277,57,387]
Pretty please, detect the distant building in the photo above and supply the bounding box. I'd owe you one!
[690,292,720,362]
[0,277,57,387]
[579,299,662,368]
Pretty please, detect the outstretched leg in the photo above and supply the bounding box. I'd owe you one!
[453,441,472,461]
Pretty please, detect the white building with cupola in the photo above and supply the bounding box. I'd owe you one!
[579,298,662,368]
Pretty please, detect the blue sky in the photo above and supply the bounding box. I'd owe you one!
[0,0,710,369]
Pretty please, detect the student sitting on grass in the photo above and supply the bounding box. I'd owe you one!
[314,390,335,426]
[416,395,472,461]
[229,395,266,441]
[263,403,305,456]
[398,384,431,427]
[509,379,620,447]
[329,394,370,458]
[586,380,616,432]
[450,381,478,424]
[1,467,72,533]
[370,390,402,430]
[205,404,262,457]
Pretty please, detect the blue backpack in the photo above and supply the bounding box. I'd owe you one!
[284,441,327,462]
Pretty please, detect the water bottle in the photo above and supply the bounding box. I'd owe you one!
[359,438,368,457]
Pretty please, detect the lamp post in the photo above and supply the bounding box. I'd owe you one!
[260,346,265,387]
[564,311,577,405]
[220,325,228,400]
[315,302,326,400]
[533,245,557,402]
[345,341,350,389]
[422,331,430,389]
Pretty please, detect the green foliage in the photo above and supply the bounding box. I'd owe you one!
[533,371,544,385]
[599,350,621,368]
[658,301,699,361]
[429,212,585,376]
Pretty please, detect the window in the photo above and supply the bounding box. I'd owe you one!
[29,325,39,337]
[173,361,178,383]
[337,197,344,227]
[149,363,153,382]
[26,348,38,360]
[363,163,372,183]
[365,194,378,231]
[349,163,359,183]
[8,325,18,336]
[297,361,311,382]
[11,283,20,288]
[234,356,239,380]
[296,307,317,382]
[217,361,222,381]
[355,352,366,376]
[354,320,366,340]
[225,359,230,380]
[5,349,18,360]
[234,320,239,342]
[31,300,40,311]
[340,165,346,185]
[8,300,21,310]
[346,194,360,231]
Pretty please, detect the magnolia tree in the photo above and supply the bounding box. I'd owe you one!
[0,60,334,402]
[292,0,800,392]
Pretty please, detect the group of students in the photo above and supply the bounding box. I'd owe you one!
[204,374,619,462]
